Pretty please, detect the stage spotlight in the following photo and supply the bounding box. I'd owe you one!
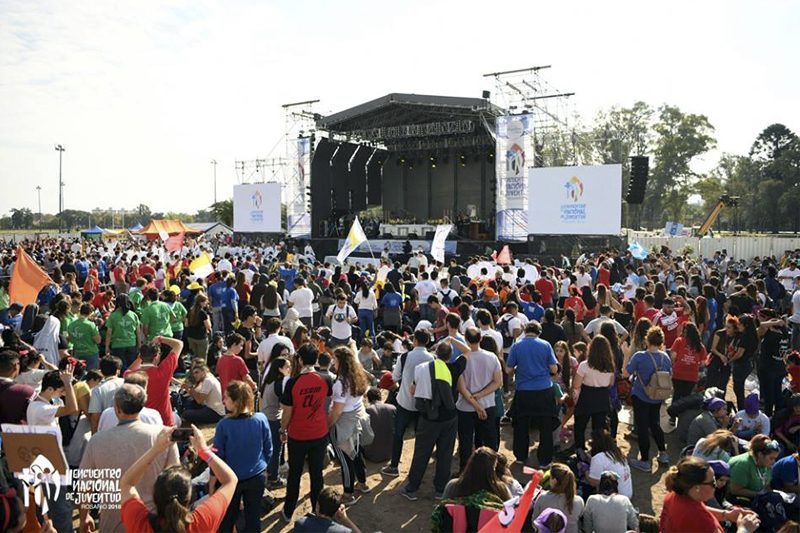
[487,151,495,163]
[408,160,414,170]
[429,155,437,169]
[459,154,467,167]
[396,156,404,167]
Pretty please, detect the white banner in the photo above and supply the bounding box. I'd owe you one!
[528,164,622,235]
[495,114,533,241]
[233,183,282,233]
[288,138,312,237]
[430,224,452,264]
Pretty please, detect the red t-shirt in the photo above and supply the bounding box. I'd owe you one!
[138,264,156,279]
[112,266,125,284]
[280,371,332,441]
[126,351,178,426]
[598,268,611,288]
[564,296,586,321]
[643,307,659,322]
[534,278,555,305]
[789,365,800,393]
[654,311,686,349]
[216,354,249,394]
[670,337,707,382]
[633,300,647,322]
[660,492,722,533]
[121,491,230,533]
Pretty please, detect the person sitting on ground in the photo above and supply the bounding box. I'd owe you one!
[587,428,633,499]
[362,387,395,464]
[693,429,741,463]
[660,456,759,533]
[582,471,638,533]
[734,392,770,440]
[294,486,362,533]
[706,460,733,510]
[687,396,734,448]
[532,508,568,533]
[441,446,511,501]
[181,361,225,425]
[531,463,584,533]
[728,434,780,502]
[120,425,238,532]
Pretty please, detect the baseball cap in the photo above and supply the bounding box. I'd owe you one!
[707,460,730,478]
[484,288,497,298]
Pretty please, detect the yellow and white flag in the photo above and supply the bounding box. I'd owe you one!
[337,217,368,264]
[189,252,214,279]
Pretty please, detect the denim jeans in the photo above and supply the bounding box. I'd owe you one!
[267,419,283,480]
[358,308,375,340]
[219,470,266,533]
[111,346,138,372]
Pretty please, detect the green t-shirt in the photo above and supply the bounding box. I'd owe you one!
[169,302,187,332]
[106,309,140,348]
[729,452,771,493]
[130,288,144,309]
[67,317,100,358]
[141,301,174,341]
[0,287,9,310]
[60,314,77,350]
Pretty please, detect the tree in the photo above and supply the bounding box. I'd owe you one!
[9,208,34,229]
[209,199,233,226]
[750,123,798,163]
[135,204,151,222]
[644,105,716,226]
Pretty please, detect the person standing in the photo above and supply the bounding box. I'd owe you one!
[669,322,707,405]
[140,288,175,342]
[354,281,378,341]
[381,330,435,477]
[326,293,357,348]
[185,293,212,361]
[571,336,615,453]
[68,303,102,370]
[455,327,502,469]
[624,326,672,472]
[288,276,315,329]
[280,343,333,521]
[125,335,183,426]
[105,294,141,371]
[506,321,559,468]
[87,356,124,434]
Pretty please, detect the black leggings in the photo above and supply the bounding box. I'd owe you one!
[632,396,666,461]
[573,412,609,451]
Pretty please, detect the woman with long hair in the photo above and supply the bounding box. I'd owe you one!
[669,322,707,404]
[588,428,632,497]
[291,324,308,351]
[532,463,584,533]
[104,294,141,370]
[561,308,590,346]
[260,355,290,488]
[234,271,251,305]
[626,317,652,357]
[653,282,667,309]
[120,425,238,533]
[661,456,758,533]
[564,285,586,323]
[262,282,282,318]
[595,283,622,312]
[692,429,740,463]
[581,285,598,321]
[707,315,738,391]
[695,296,710,336]
[572,336,615,453]
[729,314,759,411]
[211,381,272,532]
[327,347,371,504]
[185,293,212,361]
[599,322,623,437]
[378,281,403,333]
[756,308,788,415]
[441,447,510,500]
[354,280,377,341]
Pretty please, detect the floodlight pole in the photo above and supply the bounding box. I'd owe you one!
[211,159,217,204]
[55,144,65,231]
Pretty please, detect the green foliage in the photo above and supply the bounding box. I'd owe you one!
[209,199,233,226]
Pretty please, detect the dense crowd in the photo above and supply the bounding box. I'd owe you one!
[1,237,800,532]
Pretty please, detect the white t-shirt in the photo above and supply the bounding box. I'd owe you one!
[196,376,225,416]
[585,317,627,337]
[289,287,314,318]
[460,317,476,335]
[791,290,800,324]
[589,452,633,498]
[415,280,437,303]
[575,272,592,289]
[734,410,771,437]
[778,267,800,291]
[332,380,363,412]
[97,407,163,432]
[327,304,355,340]
[256,334,295,365]
[624,274,638,299]
[354,290,378,311]
[15,368,48,393]
[27,397,63,446]
[559,278,571,297]
[576,361,614,387]
[479,328,504,355]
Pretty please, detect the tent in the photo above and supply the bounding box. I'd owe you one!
[81,225,105,239]
[128,222,144,232]
[134,219,202,240]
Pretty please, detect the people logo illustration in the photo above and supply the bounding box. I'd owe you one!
[251,189,263,209]
[19,454,60,514]
[505,143,525,177]
[564,175,584,202]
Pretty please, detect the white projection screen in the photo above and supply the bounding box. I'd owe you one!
[233,183,282,233]
[528,164,622,235]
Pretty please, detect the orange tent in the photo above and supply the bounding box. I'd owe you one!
[134,220,201,240]
[9,246,52,306]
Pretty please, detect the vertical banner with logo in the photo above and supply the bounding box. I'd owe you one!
[288,137,312,237]
[430,224,453,264]
[495,114,534,241]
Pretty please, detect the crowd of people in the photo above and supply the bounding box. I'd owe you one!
[1,236,800,532]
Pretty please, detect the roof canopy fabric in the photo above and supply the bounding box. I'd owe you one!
[81,225,105,234]
[128,222,144,231]
[134,219,201,238]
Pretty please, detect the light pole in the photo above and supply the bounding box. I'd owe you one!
[55,144,65,231]
[35,186,42,226]
[211,159,217,204]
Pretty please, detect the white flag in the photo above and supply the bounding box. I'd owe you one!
[431,224,452,264]
[337,217,368,264]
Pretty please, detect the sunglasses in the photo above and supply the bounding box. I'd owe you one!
[698,477,717,487]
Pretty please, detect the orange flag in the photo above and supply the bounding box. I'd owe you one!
[9,246,52,306]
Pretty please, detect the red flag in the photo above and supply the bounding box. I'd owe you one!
[479,469,542,533]
[9,246,52,306]
[495,245,512,265]
[165,232,185,253]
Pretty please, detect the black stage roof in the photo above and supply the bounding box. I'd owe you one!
[316,93,505,152]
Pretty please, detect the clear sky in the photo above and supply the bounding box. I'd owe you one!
[1,0,797,218]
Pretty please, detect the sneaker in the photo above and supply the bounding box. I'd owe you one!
[629,458,651,472]
[668,417,677,427]
[434,491,444,500]
[400,487,419,501]
[280,509,291,522]
[341,493,360,506]
[268,477,286,489]
[354,482,372,494]
[657,452,671,465]
[381,465,400,477]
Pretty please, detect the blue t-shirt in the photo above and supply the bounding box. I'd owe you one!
[507,336,557,391]
[213,412,272,480]
[449,333,466,362]
[75,260,89,283]
[279,267,297,291]
[37,286,57,306]
[521,301,545,322]
[707,298,718,331]
[221,287,239,311]
[208,281,227,307]
[627,350,672,404]
[380,292,402,309]
[770,455,799,490]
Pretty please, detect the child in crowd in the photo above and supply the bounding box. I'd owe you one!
[357,338,382,383]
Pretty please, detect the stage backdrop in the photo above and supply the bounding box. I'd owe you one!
[528,164,622,235]
[233,183,282,233]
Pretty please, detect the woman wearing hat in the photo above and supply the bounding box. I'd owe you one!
[687,396,733,448]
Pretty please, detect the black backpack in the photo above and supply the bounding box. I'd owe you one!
[438,289,455,307]
[496,315,515,349]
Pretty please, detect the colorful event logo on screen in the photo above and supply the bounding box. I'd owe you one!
[251,190,263,209]
[505,143,526,177]
[564,176,584,202]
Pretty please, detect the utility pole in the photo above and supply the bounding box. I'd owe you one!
[55,144,65,231]
[35,186,42,226]
[211,159,217,204]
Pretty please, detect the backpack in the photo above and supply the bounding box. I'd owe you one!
[438,289,455,307]
[638,351,673,401]
[496,315,515,349]
[414,361,455,420]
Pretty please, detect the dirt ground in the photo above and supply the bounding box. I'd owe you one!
[237,399,680,533]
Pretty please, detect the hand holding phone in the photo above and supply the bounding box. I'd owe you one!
[171,428,193,442]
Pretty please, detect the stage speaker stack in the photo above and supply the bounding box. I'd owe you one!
[625,156,649,204]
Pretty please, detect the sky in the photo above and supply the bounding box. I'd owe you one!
[0,0,797,219]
